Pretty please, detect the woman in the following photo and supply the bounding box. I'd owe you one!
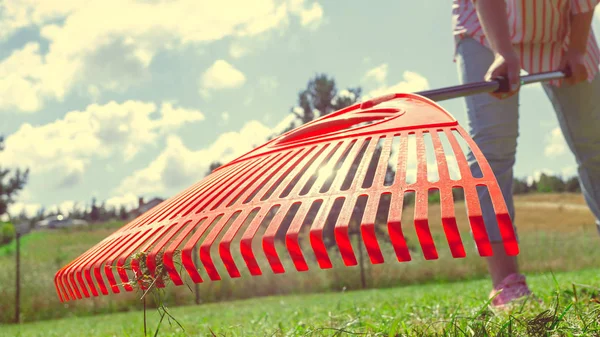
[452,0,600,309]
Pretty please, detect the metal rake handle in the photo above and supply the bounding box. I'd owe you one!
[416,70,568,102]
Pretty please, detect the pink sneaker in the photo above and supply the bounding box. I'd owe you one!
[489,273,533,309]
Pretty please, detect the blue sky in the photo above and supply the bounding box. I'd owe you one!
[1,1,597,217]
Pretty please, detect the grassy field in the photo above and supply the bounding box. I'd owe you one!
[1,192,599,330]
[2,267,600,336]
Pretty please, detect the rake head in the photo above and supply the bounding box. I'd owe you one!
[54,92,518,302]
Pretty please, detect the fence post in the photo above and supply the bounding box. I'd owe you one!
[356,232,366,289]
[15,229,21,324]
[194,245,200,305]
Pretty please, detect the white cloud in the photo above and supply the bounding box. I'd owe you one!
[54,200,77,214]
[229,41,250,59]
[545,127,567,157]
[0,100,204,189]
[8,202,42,218]
[106,193,139,211]
[562,165,577,178]
[336,89,357,101]
[295,2,324,30]
[117,120,274,196]
[272,113,299,135]
[7,199,97,218]
[363,63,389,85]
[0,0,323,112]
[222,111,230,122]
[200,60,246,91]
[157,102,206,131]
[0,43,45,112]
[362,70,430,100]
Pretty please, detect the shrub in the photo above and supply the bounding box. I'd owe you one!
[0,222,15,245]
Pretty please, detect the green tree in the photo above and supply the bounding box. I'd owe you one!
[536,173,565,193]
[89,197,100,222]
[207,162,223,175]
[0,136,29,216]
[0,222,15,245]
[512,177,530,194]
[69,202,85,220]
[119,205,129,220]
[278,74,362,134]
[565,176,581,193]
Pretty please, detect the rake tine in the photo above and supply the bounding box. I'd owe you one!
[308,197,336,269]
[443,129,492,256]
[333,195,358,266]
[199,212,241,281]
[285,200,315,271]
[308,139,365,268]
[359,193,385,264]
[413,130,438,260]
[430,130,466,258]
[357,136,394,264]
[240,206,272,276]
[218,209,256,278]
[333,137,380,266]
[262,202,294,273]
[174,217,212,283]
[456,126,518,256]
[386,133,412,261]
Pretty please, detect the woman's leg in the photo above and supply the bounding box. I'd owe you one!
[454,37,521,288]
[542,75,600,231]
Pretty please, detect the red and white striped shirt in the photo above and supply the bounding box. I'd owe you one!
[452,0,600,86]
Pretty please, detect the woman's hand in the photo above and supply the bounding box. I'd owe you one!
[485,50,521,100]
[560,49,588,85]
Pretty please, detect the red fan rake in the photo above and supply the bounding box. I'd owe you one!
[54,71,566,302]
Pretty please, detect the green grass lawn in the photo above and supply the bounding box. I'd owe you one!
[3,267,600,337]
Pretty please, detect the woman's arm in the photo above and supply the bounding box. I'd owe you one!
[473,0,514,56]
[562,3,598,84]
[569,10,595,54]
[472,0,521,95]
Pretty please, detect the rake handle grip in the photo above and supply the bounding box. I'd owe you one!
[416,70,568,102]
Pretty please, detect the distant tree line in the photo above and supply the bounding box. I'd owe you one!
[512,173,581,194]
[6,197,133,233]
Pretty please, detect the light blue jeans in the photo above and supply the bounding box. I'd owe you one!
[455,37,600,242]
